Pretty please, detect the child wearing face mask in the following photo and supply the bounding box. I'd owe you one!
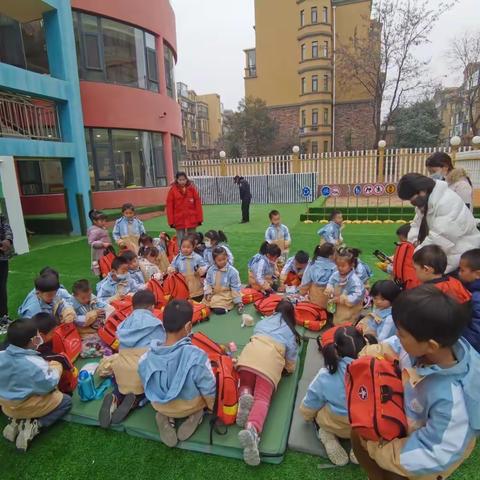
[203,230,234,267]
[0,318,72,452]
[248,242,282,293]
[96,257,137,304]
[112,203,146,254]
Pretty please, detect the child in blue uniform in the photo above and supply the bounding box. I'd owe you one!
[265,210,291,264]
[112,203,146,254]
[248,242,281,293]
[96,257,137,304]
[278,250,309,292]
[203,230,234,267]
[318,210,343,246]
[121,251,146,290]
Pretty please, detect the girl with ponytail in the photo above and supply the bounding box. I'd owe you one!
[87,209,112,266]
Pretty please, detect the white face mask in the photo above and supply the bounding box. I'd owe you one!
[116,273,128,281]
[31,334,44,350]
[430,172,444,181]
[204,240,212,248]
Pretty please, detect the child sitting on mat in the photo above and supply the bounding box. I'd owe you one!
[248,242,282,293]
[138,300,216,448]
[138,247,162,281]
[138,234,170,273]
[112,203,146,254]
[96,256,137,304]
[325,247,365,325]
[98,290,165,428]
[0,318,72,452]
[278,250,309,292]
[318,210,343,246]
[168,237,208,302]
[37,267,72,304]
[265,210,291,265]
[204,247,244,315]
[203,230,234,267]
[300,325,376,466]
[299,243,337,309]
[236,300,300,466]
[121,250,146,291]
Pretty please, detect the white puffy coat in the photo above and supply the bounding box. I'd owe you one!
[408,180,480,273]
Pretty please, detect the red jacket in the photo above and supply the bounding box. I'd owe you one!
[393,241,420,290]
[166,182,203,230]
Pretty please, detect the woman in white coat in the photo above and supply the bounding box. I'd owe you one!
[397,173,480,274]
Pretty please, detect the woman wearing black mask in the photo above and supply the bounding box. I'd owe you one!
[397,173,480,274]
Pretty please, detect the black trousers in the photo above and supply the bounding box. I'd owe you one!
[0,260,8,317]
[241,200,251,222]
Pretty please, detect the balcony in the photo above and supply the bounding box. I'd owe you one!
[244,66,257,78]
[0,91,61,141]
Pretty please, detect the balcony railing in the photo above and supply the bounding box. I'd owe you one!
[244,66,257,78]
[0,92,61,141]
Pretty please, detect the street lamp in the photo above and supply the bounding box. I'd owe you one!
[472,136,480,148]
[450,136,462,147]
[219,151,226,159]
[378,140,387,149]
[292,145,300,154]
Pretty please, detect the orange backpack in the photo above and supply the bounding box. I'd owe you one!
[346,356,408,442]
[294,302,328,331]
[191,332,239,433]
[167,235,180,262]
[241,288,265,305]
[254,294,283,316]
[146,278,168,307]
[393,242,420,290]
[163,273,190,301]
[156,301,210,325]
[109,297,133,313]
[99,248,116,278]
[98,306,131,351]
[51,323,82,362]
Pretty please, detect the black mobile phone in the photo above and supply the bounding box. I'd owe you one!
[373,250,392,264]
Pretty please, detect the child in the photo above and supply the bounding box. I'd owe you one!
[38,267,72,304]
[300,326,376,466]
[112,203,146,254]
[278,250,309,292]
[203,230,234,267]
[0,318,72,451]
[248,242,282,293]
[87,209,111,264]
[168,237,208,301]
[355,253,373,288]
[191,232,206,257]
[139,234,170,273]
[318,210,343,246]
[325,247,365,325]
[18,274,76,324]
[236,300,300,466]
[458,249,480,352]
[204,247,243,315]
[138,300,216,447]
[352,286,479,480]
[96,256,137,304]
[99,290,165,428]
[413,245,471,304]
[358,280,402,341]
[138,247,162,281]
[121,251,146,290]
[265,210,291,264]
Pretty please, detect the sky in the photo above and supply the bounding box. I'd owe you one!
[170,0,480,111]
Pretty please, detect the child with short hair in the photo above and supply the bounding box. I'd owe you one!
[459,249,480,352]
[300,326,376,466]
[138,300,216,447]
[87,209,111,264]
[96,256,136,304]
[265,210,291,264]
[18,274,76,324]
[121,250,145,290]
[0,318,72,452]
[358,280,402,341]
[168,237,208,301]
[325,247,365,325]
[248,242,282,293]
[299,243,337,308]
[352,286,480,480]
[278,250,309,292]
[203,230,234,266]
[138,247,162,281]
[318,210,343,246]
[112,203,146,254]
[236,300,300,466]
[413,245,471,304]
[38,267,72,304]
[138,234,170,272]
[204,247,243,315]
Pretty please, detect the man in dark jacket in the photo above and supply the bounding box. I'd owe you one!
[234,176,251,224]
[0,214,13,330]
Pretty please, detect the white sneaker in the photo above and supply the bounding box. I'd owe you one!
[238,424,261,466]
[15,419,40,452]
[3,418,20,442]
[317,427,349,466]
[236,393,254,428]
[349,448,359,464]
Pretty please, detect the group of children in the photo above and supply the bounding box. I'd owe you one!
[2,202,480,479]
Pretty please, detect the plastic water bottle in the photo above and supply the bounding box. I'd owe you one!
[77,370,96,402]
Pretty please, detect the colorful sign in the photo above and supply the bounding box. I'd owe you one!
[321,185,331,197]
[353,184,362,197]
[385,183,396,195]
[373,184,385,196]
[302,186,312,198]
[331,186,341,197]
[363,184,374,196]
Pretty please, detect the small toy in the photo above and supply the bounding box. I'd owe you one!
[241,313,255,328]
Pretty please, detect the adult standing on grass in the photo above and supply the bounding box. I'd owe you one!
[166,172,203,246]
[234,176,251,224]
[0,214,13,331]
[397,173,480,274]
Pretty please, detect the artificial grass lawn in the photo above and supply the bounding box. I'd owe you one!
[2,203,479,479]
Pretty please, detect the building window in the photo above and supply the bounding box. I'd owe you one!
[245,49,256,77]
[311,7,318,24]
[172,136,183,173]
[300,10,305,27]
[312,41,318,59]
[312,141,319,154]
[145,33,159,92]
[312,75,319,92]
[324,108,329,125]
[17,159,63,195]
[164,44,176,98]
[301,77,306,94]
[324,74,329,91]
[323,41,329,57]
[301,43,306,61]
[301,110,306,127]
[312,109,318,126]
[323,140,329,152]
[323,6,329,23]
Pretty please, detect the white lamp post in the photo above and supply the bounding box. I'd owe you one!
[292,145,300,154]
[219,150,226,159]
[450,136,462,147]
[472,136,480,149]
[378,140,387,149]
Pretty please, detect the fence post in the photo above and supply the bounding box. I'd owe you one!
[377,140,386,182]
[292,145,300,173]
[450,136,461,164]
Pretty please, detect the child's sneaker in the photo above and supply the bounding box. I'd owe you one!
[349,448,359,464]
[15,419,40,452]
[237,303,245,315]
[3,418,20,442]
[155,413,178,447]
[317,427,349,466]
[238,424,260,466]
[177,409,204,441]
[236,393,254,428]
[111,393,136,424]
[99,393,117,428]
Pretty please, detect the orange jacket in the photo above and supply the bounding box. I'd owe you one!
[426,276,472,304]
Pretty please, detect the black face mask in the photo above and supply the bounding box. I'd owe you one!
[411,195,428,209]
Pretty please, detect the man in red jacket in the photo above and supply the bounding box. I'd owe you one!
[166,172,203,246]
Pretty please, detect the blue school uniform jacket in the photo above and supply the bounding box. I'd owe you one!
[356,260,373,284]
[112,217,146,242]
[248,253,276,287]
[301,257,337,287]
[71,295,107,327]
[117,309,166,349]
[138,337,216,418]
[280,256,307,278]
[204,264,242,303]
[265,224,291,243]
[364,336,480,478]
[18,290,71,320]
[463,279,480,353]
[129,268,146,290]
[327,270,365,306]
[317,222,341,244]
[362,307,396,342]
[171,252,206,274]
[203,244,234,267]
[96,273,136,303]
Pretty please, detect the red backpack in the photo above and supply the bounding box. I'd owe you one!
[43,353,78,394]
[109,297,133,313]
[191,332,239,432]
[254,294,283,316]
[393,242,420,290]
[146,278,168,307]
[346,356,408,442]
[163,273,190,301]
[51,323,82,362]
[98,307,130,351]
[99,248,116,278]
[294,302,328,331]
[156,301,210,325]
[241,288,265,305]
[318,323,353,349]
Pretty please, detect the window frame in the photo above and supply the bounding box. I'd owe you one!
[323,40,329,58]
[301,77,306,94]
[312,109,319,127]
[301,43,306,61]
[312,41,318,59]
[323,6,328,23]
[300,9,305,27]
[312,75,319,93]
[312,141,319,155]
[301,110,306,127]
[311,7,318,24]
[323,107,329,125]
[323,74,329,91]
[323,140,329,152]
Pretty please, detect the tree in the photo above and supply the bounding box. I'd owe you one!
[220,97,279,157]
[336,0,456,148]
[390,100,444,148]
[448,31,480,137]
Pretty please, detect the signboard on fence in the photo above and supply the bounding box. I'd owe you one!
[317,183,398,198]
